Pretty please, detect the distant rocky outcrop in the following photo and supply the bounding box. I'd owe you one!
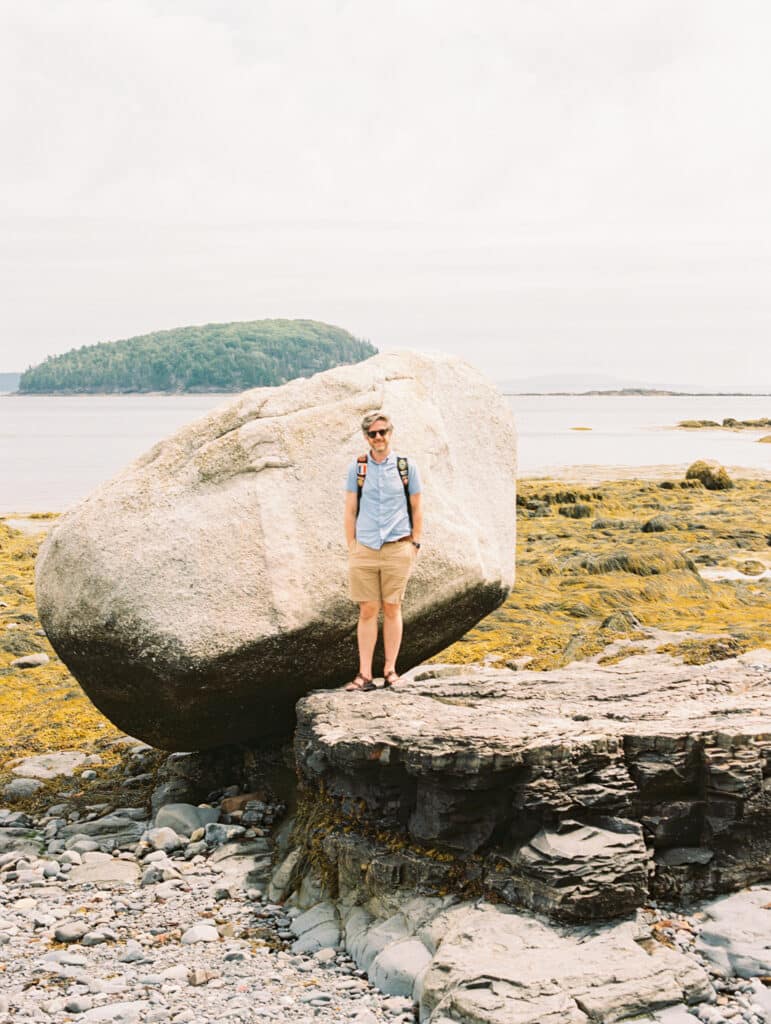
[35,351,517,750]
[679,417,771,430]
[293,652,771,924]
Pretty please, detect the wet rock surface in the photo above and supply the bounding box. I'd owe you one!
[34,350,517,751]
[295,653,771,922]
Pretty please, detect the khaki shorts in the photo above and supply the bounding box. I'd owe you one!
[348,538,416,605]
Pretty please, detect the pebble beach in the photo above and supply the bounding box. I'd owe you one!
[0,787,415,1024]
[2,780,771,1024]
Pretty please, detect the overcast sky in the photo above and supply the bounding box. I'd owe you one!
[2,0,770,388]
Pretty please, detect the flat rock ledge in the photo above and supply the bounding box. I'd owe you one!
[288,895,714,1024]
[295,652,771,923]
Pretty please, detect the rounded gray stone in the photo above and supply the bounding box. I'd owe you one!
[65,996,94,1013]
[153,803,220,837]
[180,923,219,944]
[11,652,50,669]
[146,826,184,853]
[55,920,90,943]
[3,777,43,801]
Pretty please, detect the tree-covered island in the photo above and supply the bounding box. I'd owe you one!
[19,319,377,394]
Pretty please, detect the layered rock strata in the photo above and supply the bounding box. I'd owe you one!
[34,351,517,750]
[294,652,771,922]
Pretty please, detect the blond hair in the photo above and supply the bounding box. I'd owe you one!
[361,412,393,432]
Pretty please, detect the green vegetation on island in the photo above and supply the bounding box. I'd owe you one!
[18,320,376,394]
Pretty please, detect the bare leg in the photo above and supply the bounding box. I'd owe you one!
[382,601,403,675]
[357,601,381,679]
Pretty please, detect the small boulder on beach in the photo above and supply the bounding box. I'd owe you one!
[3,778,44,802]
[10,652,50,669]
[12,751,87,780]
[35,351,517,750]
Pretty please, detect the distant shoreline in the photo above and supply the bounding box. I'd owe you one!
[505,389,771,397]
[4,388,770,398]
[1,389,236,397]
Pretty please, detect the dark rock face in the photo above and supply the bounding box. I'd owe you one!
[294,653,771,922]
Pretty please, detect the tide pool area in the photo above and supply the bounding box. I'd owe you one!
[0,391,768,514]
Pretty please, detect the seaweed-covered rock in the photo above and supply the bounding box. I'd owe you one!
[592,517,634,530]
[600,610,641,632]
[577,548,695,576]
[642,515,676,533]
[735,559,766,576]
[35,351,517,750]
[559,503,592,519]
[685,460,734,490]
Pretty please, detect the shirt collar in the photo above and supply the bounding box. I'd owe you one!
[368,450,395,465]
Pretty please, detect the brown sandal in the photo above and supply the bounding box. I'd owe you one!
[345,673,376,692]
[383,671,400,688]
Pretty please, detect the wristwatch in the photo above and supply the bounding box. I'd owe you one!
[412,541,421,549]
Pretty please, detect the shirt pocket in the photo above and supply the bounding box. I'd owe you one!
[384,463,405,497]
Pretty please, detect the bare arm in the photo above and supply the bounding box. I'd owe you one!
[410,492,423,545]
[344,491,358,547]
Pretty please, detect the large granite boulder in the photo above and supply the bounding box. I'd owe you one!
[294,652,771,922]
[35,351,516,750]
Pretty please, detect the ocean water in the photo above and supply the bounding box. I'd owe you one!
[512,394,770,479]
[0,392,768,515]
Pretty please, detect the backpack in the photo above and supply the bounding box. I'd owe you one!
[356,454,413,529]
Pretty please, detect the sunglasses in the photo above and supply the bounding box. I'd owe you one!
[366,428,391,438]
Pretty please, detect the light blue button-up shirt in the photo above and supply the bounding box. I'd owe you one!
[346,452,422,550]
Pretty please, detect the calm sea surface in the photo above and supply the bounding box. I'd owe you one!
[0,392,768,515]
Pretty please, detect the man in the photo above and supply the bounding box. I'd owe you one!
[343,412,423,691]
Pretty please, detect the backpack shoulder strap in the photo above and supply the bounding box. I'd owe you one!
[396,456,413,529]
[355,454,368,518]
